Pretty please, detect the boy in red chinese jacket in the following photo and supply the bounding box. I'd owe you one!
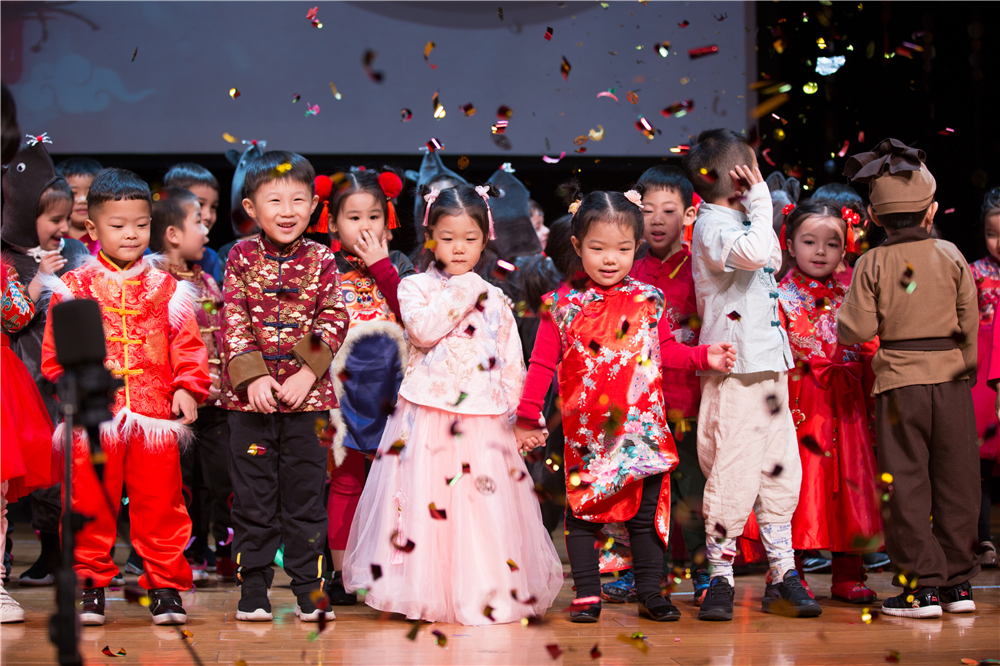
[41,169,211,626]
[221,151,348,623]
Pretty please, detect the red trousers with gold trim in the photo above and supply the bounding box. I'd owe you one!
[64,432,193,591]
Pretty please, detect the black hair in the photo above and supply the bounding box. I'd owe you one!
[982,187,1000,223]
[681,128,755,203]
[561,181,644,244]
[150,188,200,253]
[417,182,498,271]
[87,168,152,218]
[812,182,863,211]
[1,82,19,166]
[635,165,694,209]
[55,157,104,179]
[520,255,562,313]
[545,214,581,279]
[329,170,388,239]
[36,178,73,218]
[876,207,930,231]
[782,201,849,246]
[528,198,543,215]
[164,162,220,192]
[242,150,315,202]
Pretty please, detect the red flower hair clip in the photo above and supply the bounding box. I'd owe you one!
[778,203,796,249]
[841,206,860,253]
[781,203,796,216]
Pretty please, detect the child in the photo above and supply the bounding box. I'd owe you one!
[55,157,103,255]
[219,139,266,271]
[775,201,882,603]
[343,183,563,625]
[1,139,90,587]
[1,260,55,623]
[40,168,211,625]
[970,188,1000,568]
[516,187,736,623]
[324,169,415,605]
[221,151,348,622]
[684,128,819,621]
[164,162,222,283]
[150,187,235,582]
[839,138,981,618]
[529,198,549,246]
[608,165,711,606]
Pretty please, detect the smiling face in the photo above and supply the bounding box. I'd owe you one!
[426,213,486,275]
[641,187,696,260]
[188,183,219,232]
[243,178,319,250]
[572,220,636,287]
[64,174,94,230]
[86,199,152,268]
[36,197,72,251]
[787,214,846,280]
[333,192,386,255]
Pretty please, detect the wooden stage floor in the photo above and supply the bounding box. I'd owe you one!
[1,535,997,666]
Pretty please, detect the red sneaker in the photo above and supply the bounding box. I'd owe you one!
[216,556,236,582]
[830,580,878,604]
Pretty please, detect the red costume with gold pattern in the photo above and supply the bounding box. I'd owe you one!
[41,252,210,591]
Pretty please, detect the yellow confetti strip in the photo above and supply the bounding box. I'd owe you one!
[223,133,239,143]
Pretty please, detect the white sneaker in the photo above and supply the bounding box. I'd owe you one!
[0,587,26,623]
[235,607,273,622]
[294,604,335,622]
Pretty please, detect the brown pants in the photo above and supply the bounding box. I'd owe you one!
[875,380,981,588]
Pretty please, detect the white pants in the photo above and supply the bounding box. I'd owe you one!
[697,371,801,538]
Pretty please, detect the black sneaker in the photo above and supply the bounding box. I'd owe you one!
[236,570,272,622]
[149,588,186,625]
[940,581,976,614]
[2,551,11,585]
[637,595,681,622]
[569,598,601,623]
[328,571,357,606]
[79,587,105,626]
[125,549,145,576]
[295,590,336,622]
[862,551,891,571]
[698,577,735,621]
[761,570,822,617]
[799,551,832,573]
[881,586,942,619]
[19,532,59,586]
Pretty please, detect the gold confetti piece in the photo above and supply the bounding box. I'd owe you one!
[588,125,605,141]
[616,632,649,654]
[181,630,193,638]
[881,472,893,484]
[560,56,571,80]
[433,91,446,119]
[751,94,790,119]
[507,559,519,571]
[424,41,436,60]
[457,155,470,170]
[223,133,239,143]
[329,82,342,100]
[229,88,240,99]
[803,81,819,94]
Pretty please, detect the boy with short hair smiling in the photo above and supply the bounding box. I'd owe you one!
[685,129,818,621]
[222,151,348,623]
[151,187,236,582]
[40,169,211,626]
[55,157,104,255]
[164,163,222,283]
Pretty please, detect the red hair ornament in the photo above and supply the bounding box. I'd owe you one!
[311,175,334,234]
[778,203,796,250]
[378,171,403,230]
[841,206,860,254]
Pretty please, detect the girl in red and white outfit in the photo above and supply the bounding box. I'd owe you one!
[776,201,882,603]
[1,259,55,622]
[970,189,1000,567]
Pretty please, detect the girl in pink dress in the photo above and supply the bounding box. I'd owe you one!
[342,184,563,625]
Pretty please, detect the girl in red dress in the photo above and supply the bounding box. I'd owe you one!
[776,201,881,603]
[1,258,55,622]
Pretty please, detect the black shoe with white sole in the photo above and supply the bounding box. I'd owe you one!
[236,570,272,622]
[940,580,975,613]
[148,588,186,625]
[881,586,942,619]
[79,587,105,626]
[295,590,336,622]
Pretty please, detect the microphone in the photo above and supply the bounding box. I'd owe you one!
[51,299,107,367]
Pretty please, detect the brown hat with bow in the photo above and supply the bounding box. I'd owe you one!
[843,138,936,215]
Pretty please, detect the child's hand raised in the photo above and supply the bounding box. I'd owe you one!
[729,164,764,192]
[276,365,317,410]
[706,342,737,373]
[353,229,391,268]
[514,424,548,454]
[37,252,67,276]
[247,375,281,413]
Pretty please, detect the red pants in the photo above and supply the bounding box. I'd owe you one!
[66,432,192,590]
[327,448,366,550]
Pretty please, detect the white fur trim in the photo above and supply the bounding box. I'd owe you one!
[52,408,194,453]
[329,320,408,466]
[37,272,75,302]
[83,253,165,282]
[168,280,200,329]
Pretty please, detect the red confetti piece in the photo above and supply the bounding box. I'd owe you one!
[591,645,602,659]
[546,645,563,660]
[428,502,448,520]
[476,292,489,311]
[390,530,416,552]
[371,564,382,580]
[497,105,513,119]
[726,310,741,321]
[885,651,901,664]
[102,647,127,657]
[247,443,266,456]
[462,462,471,474]
[545,26,553,41]
[938,127,955,136]
[679,20,689,27]
[400,108,412,122]
[542,152,566,164]
[338,370,352,383]
[460,103,476,117]
[762,148,776,166]
[560,56,571,80]
[858,130,866,142]
[689,45,719,59]
[507,559,519,571]
[837,140,851,157]
[425,137,444,152]
[464,324,476,336]
[597,90,620,103]
[944,208,955,214]
[626,91,639,105]
[478,357,498,371]
[229,88,241,99]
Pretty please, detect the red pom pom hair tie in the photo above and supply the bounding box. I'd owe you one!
[778,203,796,250]
[841,206,860,253]
[310,175,334,235]
[378,171,404,230]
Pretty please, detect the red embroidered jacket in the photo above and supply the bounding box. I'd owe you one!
[221,234,349,413]
[166,262,226,408]
[41,253,211,448]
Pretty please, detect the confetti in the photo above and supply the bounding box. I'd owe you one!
[679,20,689,28]
[484,605,496,621]
[588,125,605,141]
[507,559,520,571]
[476,291,489,311]
[492,119,508,134]
[590,645,602,659]
[588,339,602,355]
[425,137,444,152]
[597,90,620,103]
[617,632,650,654]
[751,94,790,119]
[497,5,503,20]
[306,6,322,28]
[371,564,382,580]
[655,42,670,57]
[766,394,780,414]
[453,392,469,406]
[131,47,138,62]
[229,88,240,99]
[432,630,447,646]
[400,108,412,122]
[390,530,416,553]
[762,148,776,166]
[885,651,901,663]
[801,435,828,457]
[458,103,476,117]
[768,464,784,477]
[457,155,470,169]
[560,56,571,80]
[431,91,446,119]
[329,82,342,100]
[305,103,320,117]
[428,503,448,520]
[938,127,955,136]
[546,645,563,660]
[627,91,639,105]
[510,469,528,481]
[727,310,741,321]
[478,357,499,371]
[816,55,846,76]
[542,152,566,164]
[424,40,436,63]
[292,94,301,103]
[247,443,266,456]
[616,317,631,339]
[363,50,384,82]
[223,133,240,144]
[803,81,819,94]
[714,12,728,21]
[406,622,421,641]
[689,45,718,59]
[670,144,691,155]
[102,647,127,657]
[545,26,553,41]
[635,116,656,140]
[464,324,477,337]
[661,99,695,118]
[123,586,150,606]
[219,527,234,547]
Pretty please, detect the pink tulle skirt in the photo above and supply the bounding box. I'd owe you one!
[343,398,564,625]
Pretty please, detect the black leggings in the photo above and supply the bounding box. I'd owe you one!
[981,459,998,543]
[565,474,665,604]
